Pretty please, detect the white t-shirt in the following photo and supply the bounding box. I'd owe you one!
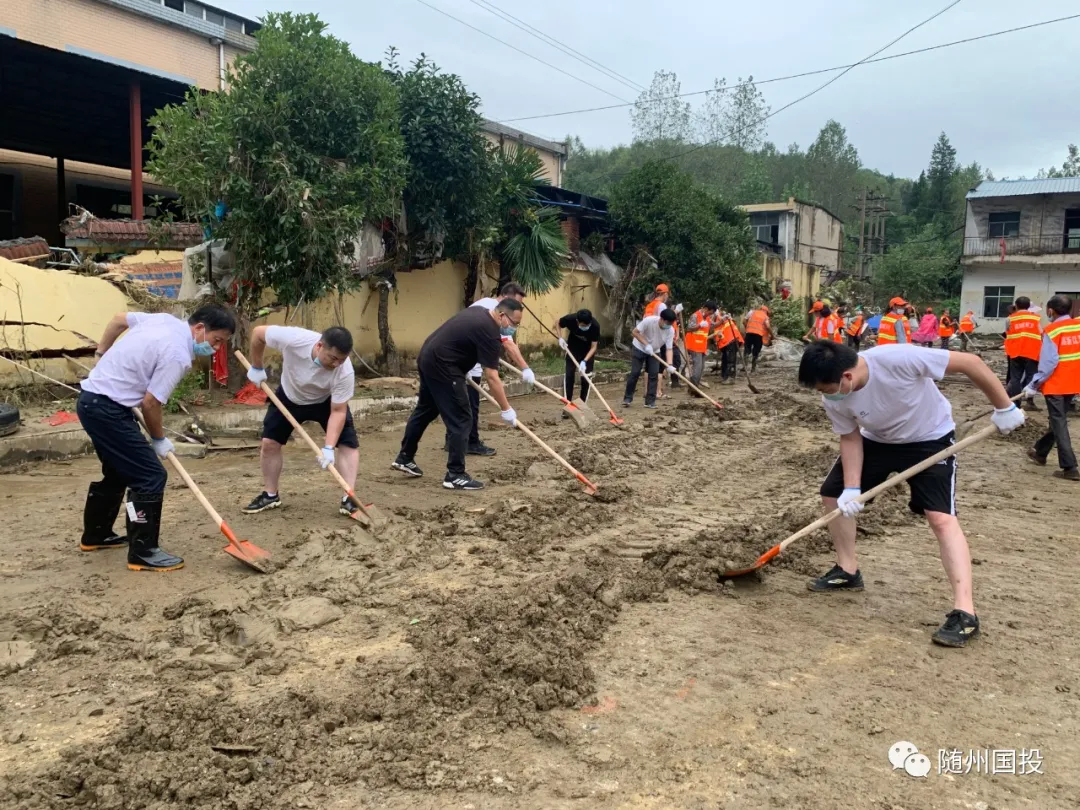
[821,344,955,444]
[467,297,513,378]
[82,312,193,407]
[265,326,354,405]
[631,315,675,355]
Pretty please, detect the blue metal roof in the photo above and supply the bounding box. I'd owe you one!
[967,178,1080,199]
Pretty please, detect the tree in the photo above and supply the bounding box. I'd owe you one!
[630,70,692,144]
[1045,144,1080,178]
[871,224,961,306]
[695,78,731,145]
[737,155,772,204]
[723,77,770,152]
[804,120,860,218]
[923,131,958,223]
[608,161,759,331]
[147,13,407,315]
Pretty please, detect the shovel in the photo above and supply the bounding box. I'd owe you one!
[134,409,271,572]
[956,392,1024,440]
[647,350,723,410]
[498,359,598,431]
[235,351,377,529]
[467,378,598,495]
[722,424,998,577]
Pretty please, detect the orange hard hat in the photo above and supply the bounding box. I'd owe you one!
[655,283,670,293]
[889,296,908,308]
[761,305,770,314]
[810,301,824,312]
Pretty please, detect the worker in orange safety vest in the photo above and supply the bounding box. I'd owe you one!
[958,310,977,352]
[1004,296,1043,407]
[742,305,772,372]
[938,309,956,350]
[845,307,868,350]
[685,300,718,387]
[713,310,744,384]
[1024,294,1080,480]
[877,297,912,345]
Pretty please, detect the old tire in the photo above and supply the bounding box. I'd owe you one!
[0,403,20,437]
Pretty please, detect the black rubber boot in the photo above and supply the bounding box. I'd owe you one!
[125,492,184,572]
[80,481,128,551]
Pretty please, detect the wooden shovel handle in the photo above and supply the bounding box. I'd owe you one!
[649,351,723,409]
[776,423,999,556]
[558,345,621,420]
[498,359,571,405]
[467,378,597,492]
[959,392,1024,428]
[234,351,371,519]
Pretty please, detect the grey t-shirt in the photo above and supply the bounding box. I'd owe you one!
[631,315,675,356]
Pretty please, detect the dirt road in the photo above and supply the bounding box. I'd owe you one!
[1,369,1078,809]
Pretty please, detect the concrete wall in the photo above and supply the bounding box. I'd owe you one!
[794,201,844,272]
[760,254,822,302]
[960,264,1080,334]
[965,194,1080,240]
[482,134,562,187]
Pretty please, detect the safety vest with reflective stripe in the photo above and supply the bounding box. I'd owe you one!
[1004,311,1042,361]
[714,317,743,349]
[685,308,712,353]
[829,314,844,343]
[878,313,909,344]
[745,309,770,337]
[846,315,864,337]
[1043,318,1080,396]
[938,316,955,338]
[959,315,975,333]
[644,299,665,318]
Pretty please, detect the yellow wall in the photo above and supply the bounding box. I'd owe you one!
[760,254,822,302]
[482,133,562,186]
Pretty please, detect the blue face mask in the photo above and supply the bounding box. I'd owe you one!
[823,376,853,401]
[660,323,672,331]
[193,340,216,357]
[500,326,517,338]
[312,355,323,368]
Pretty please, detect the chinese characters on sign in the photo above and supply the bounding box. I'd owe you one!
[937,749,1044,776]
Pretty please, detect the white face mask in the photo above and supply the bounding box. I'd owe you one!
[823,376,853,402]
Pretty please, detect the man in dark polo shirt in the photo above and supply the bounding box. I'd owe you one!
[393,299,521,490]
[556,308,600,404]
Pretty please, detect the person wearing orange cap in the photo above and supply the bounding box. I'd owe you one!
[878,297,912,345]
[804,301,841,344]
[742,304,773,372]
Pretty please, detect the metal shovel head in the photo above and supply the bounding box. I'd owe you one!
[223,539,273,573]
[722,544,780,578]
[564,399,599,431]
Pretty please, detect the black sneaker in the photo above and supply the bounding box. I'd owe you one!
[622,399,632,407]
[807,564,864,592]
[467,442,497,456]
[932,609,980,647]
[339,496,359,517]
[392,458,423,477]
[443,473,484,490]
[644,402,658,409]
[243,492,281,514]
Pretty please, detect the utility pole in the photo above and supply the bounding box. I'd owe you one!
[857,188,867,278]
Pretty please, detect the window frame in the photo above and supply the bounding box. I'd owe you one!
[987,211,1021,239]
[982,285,1016,319]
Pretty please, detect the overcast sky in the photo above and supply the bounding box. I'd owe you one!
[222,0,1080,181]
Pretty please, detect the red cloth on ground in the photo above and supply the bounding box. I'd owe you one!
[44,410,80,426]
[225,382,267,405]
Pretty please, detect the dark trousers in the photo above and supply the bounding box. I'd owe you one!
[720,343,738,380]
[1006,357,1039,398]
[848,334,861,350]
[744,334,764,369]
[76,391,167,495]
[402,372,471,476]
[940,337,951,350]
[624,348,659,405]
[1034,394,1077,471]
[564,353,594,402]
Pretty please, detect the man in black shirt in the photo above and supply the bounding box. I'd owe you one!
[392,300,521,490]
[556,308,600,403]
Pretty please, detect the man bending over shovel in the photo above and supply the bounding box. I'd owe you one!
[798,341,1025,647]
[243,326,359,518]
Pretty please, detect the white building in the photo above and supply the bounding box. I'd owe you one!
[960,178,1080,334]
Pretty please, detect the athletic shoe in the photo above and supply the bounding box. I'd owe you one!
[391,458,423,477]
[621,399,631,407]
[644,402,658,409]
[1027,449,1047,466]
[807,564,864,592]
[467,442,497,457]
[339,496,359,517]
[1053,468,1080,481]
[243,492,281,514]
[932,609,980,647]
[443,473,484,491]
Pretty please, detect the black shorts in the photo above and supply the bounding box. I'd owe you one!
[261,386,359,448]
[820,432,957,516]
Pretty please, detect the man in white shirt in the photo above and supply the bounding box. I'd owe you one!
[797,341,1025,647]
[243,325,359,517]
[622,309,677,409]
[453,283,535,457]
[77,305,236,571]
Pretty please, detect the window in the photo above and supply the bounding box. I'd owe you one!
[988,211,1020,238]
[205,9,224,25]
[0,174,14,240]
[185,2,204,18]
[163,0,183,11]
[983,285,1015,318]
[225,16,244,33]
[749,212,780,245]
[1065,209,1080,252]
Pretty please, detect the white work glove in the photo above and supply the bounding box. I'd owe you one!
[151,437,174,459]
[666,365,676,375]
[991,403,1025,435]
[558,338,568,351]
[643,343,654,356]
[674,303,684,314]
[319,446,335,470]
[578,361,588,375]
[246,366,268,386]
[521,368,536,385]
[500,408,517,425]
[837,488,864,518]
[1022,386,1037,400]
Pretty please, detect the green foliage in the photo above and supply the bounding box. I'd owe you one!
[146,12,407,312]
[804,120,860,219]
[387,50,492,264]
[871,224,962,306]
[166,369,205,414]
[608,161,759,310]
[768,297,811,340]
[632,71,692,145]
[1041,144,1080,178]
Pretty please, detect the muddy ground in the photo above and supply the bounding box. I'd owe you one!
[1,363,1079,809]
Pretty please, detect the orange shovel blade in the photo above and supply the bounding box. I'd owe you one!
[608,411,625,425]
[220,522,272,573]
[722,544,780,578]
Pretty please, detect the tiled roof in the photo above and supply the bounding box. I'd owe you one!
[0,237,49,262]
[61,217,204,248]
[967,178,1080,199]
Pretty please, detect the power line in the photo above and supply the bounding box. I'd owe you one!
[467,0,645,94]
[411,0,631,104]
[496,12,1080,126]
